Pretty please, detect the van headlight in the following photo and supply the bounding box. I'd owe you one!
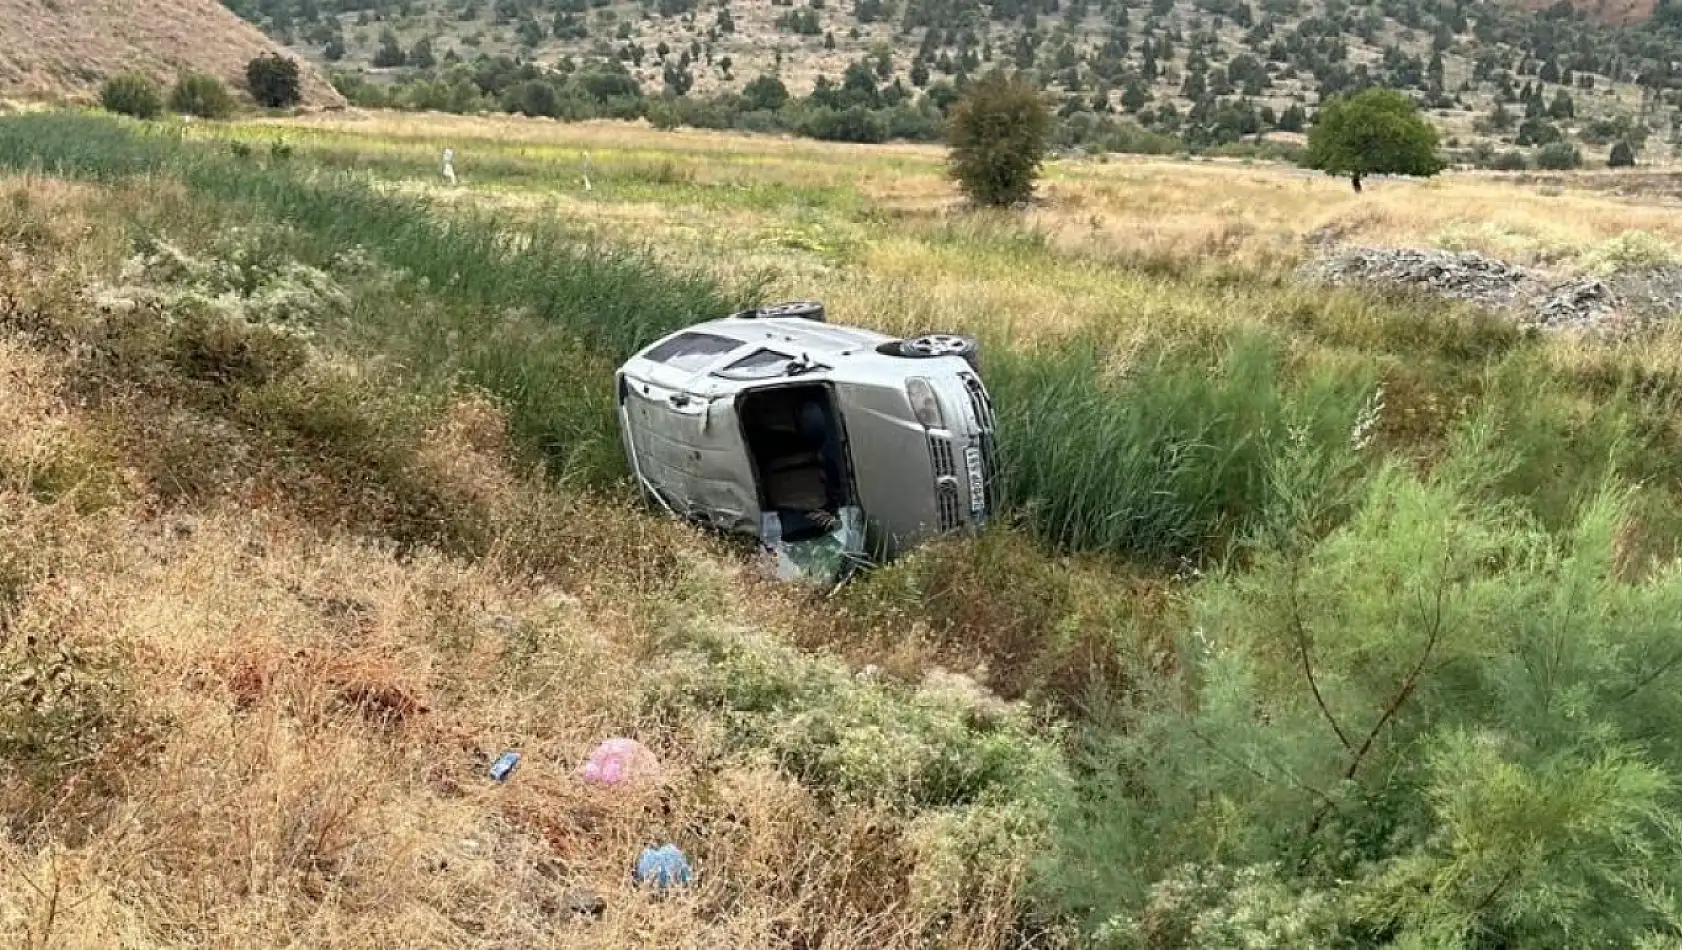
[905,377,944,429]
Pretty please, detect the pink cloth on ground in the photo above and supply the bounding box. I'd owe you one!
[578,737,658,786]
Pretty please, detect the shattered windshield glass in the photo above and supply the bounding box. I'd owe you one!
[716,348,795,380]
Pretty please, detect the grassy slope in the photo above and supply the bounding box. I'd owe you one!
[0,0,346,108]
[0,126,1065,948]
[10,111,1682,944]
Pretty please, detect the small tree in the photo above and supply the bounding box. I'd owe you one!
[1304,86,1442,193]
[1608,140,1636,167]
[1548,89,1574,120]
[246,54,302,108]
[945,69,1052,207]
[1534,141,1582,170]
[100,73,163,119]
[169,71,235,119]
[742,74,789,111]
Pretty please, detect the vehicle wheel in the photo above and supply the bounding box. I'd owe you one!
[878,333,982,370]
[742,300,826,322]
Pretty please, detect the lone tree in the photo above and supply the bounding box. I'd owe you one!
[946,69,1051,207]
[246,54,302,108]
[1305,87,1442,193]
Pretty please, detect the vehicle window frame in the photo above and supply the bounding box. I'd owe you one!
[713,346,799,380]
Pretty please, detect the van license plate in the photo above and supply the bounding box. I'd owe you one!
[964,446,986,513]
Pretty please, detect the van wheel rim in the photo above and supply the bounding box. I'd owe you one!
[907,334,970,356]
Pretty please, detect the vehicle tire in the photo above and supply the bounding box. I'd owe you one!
[741,300,826,322]
[877,333,982,371]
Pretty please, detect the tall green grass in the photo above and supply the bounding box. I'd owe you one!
[988,333,1377,564]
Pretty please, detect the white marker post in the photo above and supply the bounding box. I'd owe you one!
[442,147,457,185]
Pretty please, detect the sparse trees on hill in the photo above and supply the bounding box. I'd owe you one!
[246,54,303,108]
[946,69,1051,207]
[374,29,408,67]
[1305,86,1441,192]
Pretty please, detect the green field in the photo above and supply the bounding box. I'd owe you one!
[9,108,1682,947]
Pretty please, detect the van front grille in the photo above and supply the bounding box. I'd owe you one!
[936,482,963,531]
[959,373,1001,513]
[929,433,962,531]
[928,433,955,478]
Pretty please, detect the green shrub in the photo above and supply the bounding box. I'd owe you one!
[169,71,236,119]
[1044,429,1682,946]
[645,625,1067,811]
[1534,141,1582,170]
[1578,229,1679,277]
[946,69,1053,206]
[1489,149,1528,171]
[100,73,163,119]
[1609,139,1637,168]
[246,53,302,108]
[797,104,890,143]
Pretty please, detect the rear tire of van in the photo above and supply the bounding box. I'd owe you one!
[878,333,982,371]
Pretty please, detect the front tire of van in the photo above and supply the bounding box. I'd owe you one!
[879,333,982,371]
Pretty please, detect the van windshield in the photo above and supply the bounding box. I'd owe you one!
[643,331,741,373]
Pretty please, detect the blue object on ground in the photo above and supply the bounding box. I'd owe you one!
[633,844,693,891]
[489,750,521,782]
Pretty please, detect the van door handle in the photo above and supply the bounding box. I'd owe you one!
[669,394,692,407]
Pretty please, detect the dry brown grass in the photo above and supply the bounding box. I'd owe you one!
[0,173,1051,950]
[0,0,344,108]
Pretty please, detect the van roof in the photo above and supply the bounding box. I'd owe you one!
[621,316,920,395]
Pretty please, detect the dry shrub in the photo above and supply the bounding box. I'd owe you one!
[812,528,1143,706]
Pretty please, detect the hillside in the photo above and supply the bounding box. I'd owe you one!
[219,0,1682,163]
[0,0,345,107]
[1501,0,1656,26]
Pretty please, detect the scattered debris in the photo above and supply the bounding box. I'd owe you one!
[578,737,659,787]
[633,843,693,892]
[563,888,607,919]
[489,750,521,782]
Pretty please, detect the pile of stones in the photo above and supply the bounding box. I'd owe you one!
[1298,246,1665,335]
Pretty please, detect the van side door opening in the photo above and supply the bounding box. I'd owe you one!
[736,384,853,544]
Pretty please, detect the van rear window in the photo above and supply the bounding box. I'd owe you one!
[644,332,740,371]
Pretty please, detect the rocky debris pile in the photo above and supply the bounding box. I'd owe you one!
[1533,278,1619,331]
[1304,247,1535,310]
[1299,246,1679,335]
